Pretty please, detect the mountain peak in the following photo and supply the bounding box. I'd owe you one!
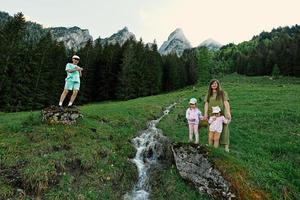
[198,38,222,50]
[120,26,129,32]
[168,28,186,41]
[99,26,136,46]
[159,28,192,56]
[48,26,93,50]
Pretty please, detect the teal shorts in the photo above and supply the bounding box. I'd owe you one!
[64,81,80,90]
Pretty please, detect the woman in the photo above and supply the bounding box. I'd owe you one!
[204,79,231,152]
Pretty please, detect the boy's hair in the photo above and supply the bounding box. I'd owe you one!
[206,79,224,102]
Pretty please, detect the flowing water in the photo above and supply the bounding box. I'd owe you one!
[124,103,177,200]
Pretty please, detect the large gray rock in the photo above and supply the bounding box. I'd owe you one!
[41,105,83,125]
[172,143,234,199]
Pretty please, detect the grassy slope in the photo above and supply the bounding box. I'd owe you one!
[0,90,196,199]
[157,74,300,200]
[0,74,299,199]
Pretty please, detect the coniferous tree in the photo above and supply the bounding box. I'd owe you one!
[0,13,27,111]
[117,40,139,99]
[141,44,162,95]
[182,49,199,85]
[196,47,212,84]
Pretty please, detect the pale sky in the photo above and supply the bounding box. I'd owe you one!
[1,0,300,47]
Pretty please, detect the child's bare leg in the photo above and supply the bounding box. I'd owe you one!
[69,90,79,106]
[213,132,221,148]
[188,124,194,142]
[59,89,69,106]
[193,124,199,144]
[208,131,214,145]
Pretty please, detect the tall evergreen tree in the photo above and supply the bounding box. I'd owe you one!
[0,13,27,111]
[196,47,212,84]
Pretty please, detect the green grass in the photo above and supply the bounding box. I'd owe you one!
[0,74,300,199]
[158,74,300,199]
[0,90,195,199]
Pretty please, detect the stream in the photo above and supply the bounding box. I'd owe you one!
[123,103,177,200]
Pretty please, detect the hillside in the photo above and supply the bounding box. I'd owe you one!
[1,74,300,199]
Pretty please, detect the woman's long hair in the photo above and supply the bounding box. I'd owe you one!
[206,79,224,102]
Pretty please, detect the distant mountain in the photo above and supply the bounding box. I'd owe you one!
[159,28,192,56]
[198,38,222,50]
[48,26,93,50]
[0,11,92,49]
[0,11,48,44]
[97,26,136,46]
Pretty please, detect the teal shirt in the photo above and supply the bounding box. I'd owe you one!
[65,63,80,82]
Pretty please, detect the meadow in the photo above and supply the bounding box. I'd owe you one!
[0,74,299,199]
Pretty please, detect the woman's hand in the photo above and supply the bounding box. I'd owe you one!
[203,114,208,120]
[226,113,232,120]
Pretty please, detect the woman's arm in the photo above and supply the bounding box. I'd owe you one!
[204,102,208,120]
[224,100,231,119]
[222,116,231,124]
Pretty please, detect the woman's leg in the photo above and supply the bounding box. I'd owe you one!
[213,132,221,148]
[188,123,194,142]
[224,145,229,152]
[193,124,199,144]
[220,124,230,152]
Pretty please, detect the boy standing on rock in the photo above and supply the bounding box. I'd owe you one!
[58,55,83,107]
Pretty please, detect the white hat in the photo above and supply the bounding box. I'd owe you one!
[72,55,80,60]
[212,106,221,114]
[189,98,197,104]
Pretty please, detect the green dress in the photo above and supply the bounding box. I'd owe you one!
[205,91,230,145]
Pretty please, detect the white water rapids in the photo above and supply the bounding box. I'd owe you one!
[123,103,177,200]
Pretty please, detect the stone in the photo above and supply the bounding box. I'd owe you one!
[172,143,234,199]
[41,105,83,125]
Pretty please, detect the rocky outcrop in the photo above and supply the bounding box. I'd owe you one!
[198,38,222,51]
[172,143,234,199]
[159,28,192,56]
[48,26,93,50]
[41,106,83,125]
[97,26,136,46]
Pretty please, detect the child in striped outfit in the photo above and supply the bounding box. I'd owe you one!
[186,98,203,144]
